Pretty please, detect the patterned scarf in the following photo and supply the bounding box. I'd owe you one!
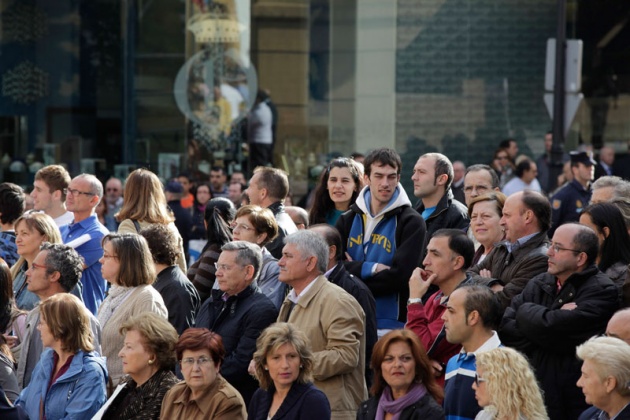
[97,285,133,327]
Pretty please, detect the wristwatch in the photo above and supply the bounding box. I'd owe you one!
[407,298,422,306]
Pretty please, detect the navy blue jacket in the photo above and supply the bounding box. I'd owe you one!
[549,180,591,237]
[248,382,331,420]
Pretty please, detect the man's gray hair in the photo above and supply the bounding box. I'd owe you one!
[221,240,263,280]
[74,173,104,200]
[592,176,630,200]
[284,230,328,273]
[40,242,84,293]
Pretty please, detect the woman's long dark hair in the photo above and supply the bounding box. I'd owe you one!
[203,198,235,252]
[309,158,362,225]
[582,202,630,272]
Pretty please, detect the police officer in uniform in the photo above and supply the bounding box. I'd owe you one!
[549,151,595,236]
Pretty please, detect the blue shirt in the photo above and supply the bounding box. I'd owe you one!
[60,214,109,314]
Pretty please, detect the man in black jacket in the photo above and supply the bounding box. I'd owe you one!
[194,241,278,404]
[500,223,619,420]
[411,153,469,241]
[309,223,377,386]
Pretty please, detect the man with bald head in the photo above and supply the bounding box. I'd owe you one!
[500,223,619,420]
[606,308,630,345]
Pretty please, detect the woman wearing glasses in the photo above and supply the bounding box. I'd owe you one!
[357,329,445,419]
[98,233,168,392]
[308,157,363,226]
[93,313,179,419]
[472,347,548,420]
[160,328,247,420]
[231,205,285,309]
[186,197,235,301]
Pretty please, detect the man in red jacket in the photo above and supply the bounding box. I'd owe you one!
[405,228,474,386]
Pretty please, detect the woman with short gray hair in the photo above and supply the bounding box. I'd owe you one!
[576,336,630,419]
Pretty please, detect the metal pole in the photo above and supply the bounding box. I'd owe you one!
[122,0,137,165]
[550,0,567,191]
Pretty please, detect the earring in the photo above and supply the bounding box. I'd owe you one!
[300,365,303,369]
[264,367,268,371]
[148,359,154,365]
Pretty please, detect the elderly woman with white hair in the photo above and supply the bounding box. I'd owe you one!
[577,336,630,420]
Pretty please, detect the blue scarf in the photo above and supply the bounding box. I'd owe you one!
[375,382,428,420]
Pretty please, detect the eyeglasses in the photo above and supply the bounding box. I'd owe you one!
[464,185,490,194]
[496,155,509,160]
[550,243,582,254]
[181,357,212,368]
[230,223,254,233]
[474,373,487,385]
[64,188,95,197]
[102,252,118,259]
[31,262,49,271]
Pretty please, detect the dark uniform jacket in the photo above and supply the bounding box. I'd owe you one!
[500,265,619,420]
[469,231,550,309]
[550,179,591,237]
[195,285,278,404]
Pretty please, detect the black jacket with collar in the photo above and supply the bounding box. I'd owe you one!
[414,189,469,241]
[194,284,278,404]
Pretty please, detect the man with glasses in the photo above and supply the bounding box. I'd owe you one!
[500,223,619,420]
[469,190,551,310]
[194,241,277,405]
[60,174,109,315]
[16,243,102,391]
[441,285,502,420]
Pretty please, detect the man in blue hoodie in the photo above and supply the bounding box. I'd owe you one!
[337,148,426,336]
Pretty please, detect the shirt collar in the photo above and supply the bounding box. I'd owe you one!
[505,231,539,253]
[287,277,318,304]
[458,331,501,359]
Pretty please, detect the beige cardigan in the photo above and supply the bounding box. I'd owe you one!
[117,219,187,272]
[99,285,168,386]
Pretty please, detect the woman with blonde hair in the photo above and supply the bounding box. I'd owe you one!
[116,168,186,271]
[98,233,168,391]
[11,212,63,310]
[15,293,107,418]
[576,336,630,419]
[472,347,548,420]
[249,322,330,419]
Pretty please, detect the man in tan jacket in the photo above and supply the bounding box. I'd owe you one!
[277,230,367,420]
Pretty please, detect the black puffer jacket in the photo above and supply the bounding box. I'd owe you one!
[500,265,619,420]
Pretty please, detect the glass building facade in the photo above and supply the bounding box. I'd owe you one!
[0,0,628,196]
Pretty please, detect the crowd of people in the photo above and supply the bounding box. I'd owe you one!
[0,136,629,419]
